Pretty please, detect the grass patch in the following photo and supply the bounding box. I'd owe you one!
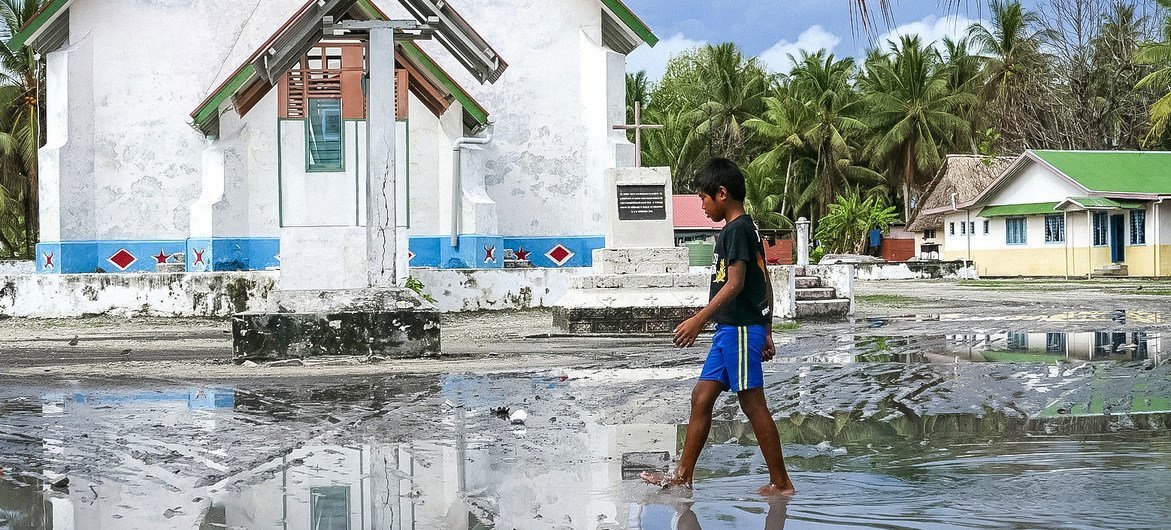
[773,321,799,332]
[856,294,918,305]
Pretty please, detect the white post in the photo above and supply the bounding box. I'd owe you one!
[366,27,396,288]
[796,217,810,266]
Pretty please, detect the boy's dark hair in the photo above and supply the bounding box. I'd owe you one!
[692,158,746,202]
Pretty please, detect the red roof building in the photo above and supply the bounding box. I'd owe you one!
[673,195,724,231]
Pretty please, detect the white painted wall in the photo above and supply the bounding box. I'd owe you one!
[41,34,95,241]
[986,161,1087,206]
[45,0,304,242]
[407,0,632,238]
[406,97,463,235]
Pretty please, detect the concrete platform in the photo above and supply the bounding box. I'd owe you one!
[233,288,440,362]
[232,310,440,362]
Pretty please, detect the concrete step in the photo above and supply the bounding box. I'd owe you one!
[1093,264,1129,277]
[795,299,850,319]
[795,287,836,301]
[795,276,822,289]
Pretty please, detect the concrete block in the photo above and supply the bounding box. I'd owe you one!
[233,309,441,362]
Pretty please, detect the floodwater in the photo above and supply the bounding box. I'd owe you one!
[2,355,1170,529]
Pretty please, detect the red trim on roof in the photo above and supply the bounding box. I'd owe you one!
[673,195,724,230]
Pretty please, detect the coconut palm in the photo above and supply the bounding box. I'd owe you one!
[862,35,975,219]
[0,0,47,258]
[743,83,813,221]
[787,51,880,223]
[1136,0,1171,145]
[967,0,1053,149]
[742,161,790,229]
[682,43,772,163]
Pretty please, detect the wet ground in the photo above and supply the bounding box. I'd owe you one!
[2,278,1171,529]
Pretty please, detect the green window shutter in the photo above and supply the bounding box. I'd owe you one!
[306,98,344,172]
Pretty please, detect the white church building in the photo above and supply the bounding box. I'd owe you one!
[15,0,657,279]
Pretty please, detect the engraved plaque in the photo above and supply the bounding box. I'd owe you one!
[617,185,667,221]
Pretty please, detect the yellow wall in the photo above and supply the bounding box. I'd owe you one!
[944,245,1171,276]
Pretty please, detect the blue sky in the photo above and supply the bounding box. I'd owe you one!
[624,0,1023,79]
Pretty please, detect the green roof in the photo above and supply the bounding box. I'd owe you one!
[1062,197,1147,209]
[600,0,659,46]
[1033,150,1171,195]
[7,0,69,50]
[979,202,1060,217]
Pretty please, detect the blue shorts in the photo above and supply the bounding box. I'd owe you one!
[699,324,766,392]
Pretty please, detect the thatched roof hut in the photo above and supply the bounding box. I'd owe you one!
[907,155,1015,232]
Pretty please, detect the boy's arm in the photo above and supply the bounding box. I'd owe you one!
[674,260,747,348]
[761,262,776,361]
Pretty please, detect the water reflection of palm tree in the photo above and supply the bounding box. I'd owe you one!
[671,499,790,529]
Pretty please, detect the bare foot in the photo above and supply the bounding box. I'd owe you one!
[759,482,796,496]
[640,470,692,488]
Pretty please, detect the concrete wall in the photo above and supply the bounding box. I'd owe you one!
[854,261,978,280]
[410,267,588,312]
[0,272,278,318]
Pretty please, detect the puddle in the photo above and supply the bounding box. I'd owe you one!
[793,330,1165,364]
[0,363,1168,529]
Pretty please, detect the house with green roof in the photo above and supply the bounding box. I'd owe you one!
[919,150,1171,277]
[15,0,657,281]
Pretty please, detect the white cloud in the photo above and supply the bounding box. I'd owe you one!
[626,33,708,83]
[876,15,987,52]
[756,25,842,74]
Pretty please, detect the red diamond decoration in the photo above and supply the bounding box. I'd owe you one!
[407,250,416,262]
[108,249,138,270]
[545,244,574,267]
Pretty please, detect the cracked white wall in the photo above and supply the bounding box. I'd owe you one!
[409,0,634,238]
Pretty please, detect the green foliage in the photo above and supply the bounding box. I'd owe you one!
[810,245,826,264]
[631,0,1170,239]
[814,188,899,254]
[0,0,47,259]
[1136,0,1171,145]
[405,276,437,304]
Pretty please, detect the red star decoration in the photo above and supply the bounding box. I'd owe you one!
[484,245,496,263]
[43,252,54,269]
[154,250,170,264]
[193,248,206,265]
[515,247,531,261]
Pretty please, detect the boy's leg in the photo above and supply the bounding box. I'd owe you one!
[641,380,723,486]
[736,325,795,495]
[738,388,795,495]
[643,327,734,487]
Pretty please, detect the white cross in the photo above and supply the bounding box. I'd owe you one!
[612,101,663,167]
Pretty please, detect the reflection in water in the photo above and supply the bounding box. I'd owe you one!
[0,366,1169,529]
[844,331,1163,364]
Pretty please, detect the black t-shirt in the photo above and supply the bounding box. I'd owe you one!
[709,214,772,326]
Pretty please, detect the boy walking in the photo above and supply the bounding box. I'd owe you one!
[642,158,796,496]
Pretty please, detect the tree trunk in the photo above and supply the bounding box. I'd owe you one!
[780,153,792,221]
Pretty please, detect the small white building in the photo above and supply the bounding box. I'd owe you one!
[921,150,1171,277]
[16,0,657,278]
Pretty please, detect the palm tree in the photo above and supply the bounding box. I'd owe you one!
[788,51,879,223]
[1136,0,1171,145]
[742,161,789,229]
[683,43,771,164]
[743,84,812,221]
[0,0,47,258]
[862,35,975,219]
[967,0,1052,149]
